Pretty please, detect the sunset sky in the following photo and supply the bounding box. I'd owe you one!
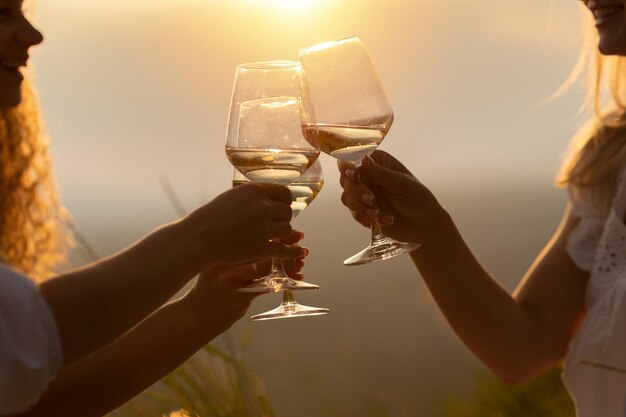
[32,0,584,234]
[31,1,588,415]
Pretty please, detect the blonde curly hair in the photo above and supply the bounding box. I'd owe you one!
[558,9,626,215]
[0,78,69,280]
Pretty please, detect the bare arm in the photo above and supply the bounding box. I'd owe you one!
[410,204,587,383]
[39,221,198,369]
[338,151,589,383]
[19,256,304,417]
[39,183,304,367]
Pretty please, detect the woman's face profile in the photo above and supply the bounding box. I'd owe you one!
[0,0,42,108]
[583,0,626,55]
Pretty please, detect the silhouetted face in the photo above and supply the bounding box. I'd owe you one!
[0,0,42,107]
[583,0,626,55]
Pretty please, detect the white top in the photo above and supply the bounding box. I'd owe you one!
[0,263,62,415]
[564,168,626,417]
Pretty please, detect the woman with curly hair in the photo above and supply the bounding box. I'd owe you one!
[0,84,65,281]
[0,1,306,415]
[338,1,626,416]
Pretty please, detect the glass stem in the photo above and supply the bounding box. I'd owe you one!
[269,238,289,278]
[356,159,389,245]
[371,220,386,244]
[271,257,286,277]
[283,290,295,303]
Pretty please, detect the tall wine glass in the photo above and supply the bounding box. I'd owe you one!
[298,36,420,266]
[226,90,320,292]
[226,61,315,149]
[234,161,330,320]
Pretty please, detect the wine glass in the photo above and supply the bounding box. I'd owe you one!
[225,61,319,292]
[298,36,420,266]
[225,61,315,149]
[226,78,320,292]
[234,161,330,320]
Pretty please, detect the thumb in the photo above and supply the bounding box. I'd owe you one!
[361,155,415,194]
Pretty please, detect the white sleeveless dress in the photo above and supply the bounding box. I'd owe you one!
[564,170,626,417]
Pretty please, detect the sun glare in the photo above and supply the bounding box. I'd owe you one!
[246,0,317,12]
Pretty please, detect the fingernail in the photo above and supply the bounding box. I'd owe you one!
[361,193,375,206]
[364,155,375,166]
[346,169,356,180]
[381,215,394,225]
[366,208,379,218]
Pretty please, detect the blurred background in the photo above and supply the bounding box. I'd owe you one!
[33,0,585,415]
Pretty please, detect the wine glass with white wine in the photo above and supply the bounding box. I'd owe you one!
[234,161,330,320]
[226,83,320,292]
[299,36,420,265]
[225,61,320,293]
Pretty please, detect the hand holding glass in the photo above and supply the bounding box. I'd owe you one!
[234,161,330,320]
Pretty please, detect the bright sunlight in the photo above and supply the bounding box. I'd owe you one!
[241,0,318,12]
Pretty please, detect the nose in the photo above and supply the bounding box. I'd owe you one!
[16,15,43,47]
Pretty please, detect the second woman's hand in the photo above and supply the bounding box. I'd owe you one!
[338,150,449,245]
[190,230,307,333]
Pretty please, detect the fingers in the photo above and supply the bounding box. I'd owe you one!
[370,150,413,175]
[339,162,387,228]
[338,160,378,211]
[339,161,383,220]
[281,230,304,245]
[270,201,293,221]
[338,151,417,196]
[283,258,305,281]
[349,209,373,229]
[269,220,293,240]
[341,191,378,220]
[339,173,377,208]
[266,242,309,260]
[235,257,303,283]
[250,259,271,281]
[208,260,271,283]
[241,258,305,282]
[360,155,415,194]
[337,160,357,177]
[255,183,292,203]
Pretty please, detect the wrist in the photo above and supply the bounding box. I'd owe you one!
[181,287,222,340]
[415,202,454,247]
[410,203,459,261]
[177,212,219,271]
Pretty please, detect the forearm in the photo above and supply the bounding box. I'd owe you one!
[410,211,553,383]
[338,152,584,382]
[40,218,202,365]
[19,292,219,417]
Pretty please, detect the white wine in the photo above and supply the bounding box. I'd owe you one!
[233,178,323,219]
[303,122,391,165]
[226,148,319,185]
[289,180,323,218]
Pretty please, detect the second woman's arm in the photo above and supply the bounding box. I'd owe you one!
[339,151,589,383]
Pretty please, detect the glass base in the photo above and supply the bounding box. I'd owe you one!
[343,237,420,266]
[251,300,330,321]
[238,276,320,293]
